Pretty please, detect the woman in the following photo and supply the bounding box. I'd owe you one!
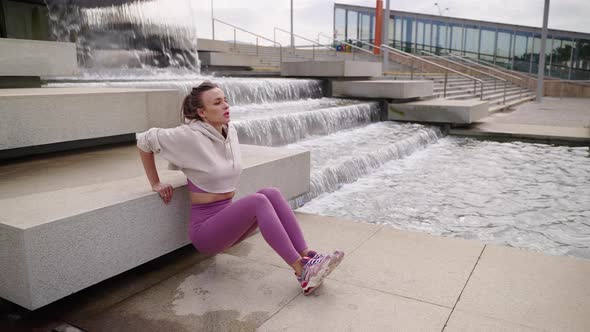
[137,80,344,295]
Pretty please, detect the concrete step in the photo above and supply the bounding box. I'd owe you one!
[0,88,181,160]
[281,60,382,77]
[444,91,535,111]
[0,38,78,78]
[489,92,535,106]
[435,89,475,98]
[231,46,340,59]
[483,88,531,101]
[0,143,310,310]
[488,94,538,113]
[388,98,489,124]
[333,80,433,99]
[435,84,528,97]
[438,85,525,97]
[199,52,265,67]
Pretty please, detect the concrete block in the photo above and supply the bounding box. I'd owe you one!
[332,80,433,99]
[0,225,29,308]
[0,38,78,77]
[456,245,590,332]
[388,98,489,124]
[0,88,180,151]
[281,60,381,77]
[197,38,231,53]
[199,52,261,67]
[0,144,310,309]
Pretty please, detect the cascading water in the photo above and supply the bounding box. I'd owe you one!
[233,102,382,146]
[45,0,199,70]
[46,76,324,106]
[289,122,443,207]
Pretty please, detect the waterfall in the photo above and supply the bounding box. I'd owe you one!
[45,0,200,70]
[290,123,443,208]
[233,103,381,146]
[46,76,323,106]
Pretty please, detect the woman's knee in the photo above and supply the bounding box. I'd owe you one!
[257,187,282,198]
[248,192,272,207]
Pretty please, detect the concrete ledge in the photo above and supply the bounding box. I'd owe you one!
[199,52,261,67]
[333,80,433,99]
[281,60,381,78]
[389,98,489,124]
[197,38,231,53]
[0,38,78,77]
[0,88,180,151]
[0,144,310,310]
[450,123,590,145]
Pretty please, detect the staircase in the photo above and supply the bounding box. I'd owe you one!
[206,38,535,112]
[227,43,381,69]
[389,73,535,113]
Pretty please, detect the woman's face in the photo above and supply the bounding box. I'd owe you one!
[198,87,230,127]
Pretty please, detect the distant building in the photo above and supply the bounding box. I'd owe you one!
[334,3,590,80]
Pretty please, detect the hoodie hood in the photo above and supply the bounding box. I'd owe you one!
[188,120,236,169]
[188,120,228,143]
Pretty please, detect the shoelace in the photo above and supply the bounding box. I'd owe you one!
[304,254,327,268]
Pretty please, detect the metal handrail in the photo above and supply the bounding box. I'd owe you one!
[318,33,377,61]
[350,39,382,51]
[213,18,282,64]
[273,27,336,60]
[448,54,529,101]
[351,39,412,58]
[474,57,541,87]
[420,49,512,103]
[445,54,523,82]
[380,44,484,100]
[420,50,506,82]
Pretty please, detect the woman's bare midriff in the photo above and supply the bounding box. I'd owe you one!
[190,191,235,205]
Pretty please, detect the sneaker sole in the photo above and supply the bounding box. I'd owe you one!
[324,250,344,277]
[303,255,333,295]
[331,250,345,270]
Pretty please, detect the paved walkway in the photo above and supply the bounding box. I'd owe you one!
[3,213,589,332]
[450,97,590,145]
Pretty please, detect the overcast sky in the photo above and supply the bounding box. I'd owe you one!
[143,0,590,45]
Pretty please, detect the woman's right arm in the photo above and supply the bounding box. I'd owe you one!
[137,128,173,204]
[138,142,174,205]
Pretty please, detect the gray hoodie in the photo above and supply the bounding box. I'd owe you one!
[137,121,242,193]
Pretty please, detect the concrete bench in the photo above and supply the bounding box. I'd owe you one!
[0,88,181,159]
[0,144,310,310]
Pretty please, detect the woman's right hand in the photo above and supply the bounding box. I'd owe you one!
[152,182,174,204]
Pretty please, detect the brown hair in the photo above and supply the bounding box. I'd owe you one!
[181,80,219,123]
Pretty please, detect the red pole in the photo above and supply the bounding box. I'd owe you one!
[374,0,383,55]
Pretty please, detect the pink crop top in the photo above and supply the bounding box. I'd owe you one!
[187,179,210,194]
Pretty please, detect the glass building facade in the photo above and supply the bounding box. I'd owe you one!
[334,3,590,80]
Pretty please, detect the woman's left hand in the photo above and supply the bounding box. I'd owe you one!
[152,182,174,205]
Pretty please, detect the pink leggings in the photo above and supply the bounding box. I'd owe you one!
[189,187,308,265]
